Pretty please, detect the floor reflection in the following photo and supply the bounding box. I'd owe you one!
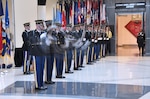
[0,81,150,99]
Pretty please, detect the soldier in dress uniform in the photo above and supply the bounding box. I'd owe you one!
[44,20,55,84]
[73,24,82,70]
[55,23,66,78]
[100,27,108,57]
[64,24,74,73]
[79,24,85,68]
[93,25,99,60]
[96,27,102,60]
[86,25,93,64]
[29,20,47,90]
[105,26,112,55]
[22,22,32,74]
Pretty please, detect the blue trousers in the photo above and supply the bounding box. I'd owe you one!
[66,49,73,71]
[45,54,54,82]
[96,44,101,59]
[79,49,85,66]
[34,56,45,88]
[55,53,64,76]
[87,46,92,63]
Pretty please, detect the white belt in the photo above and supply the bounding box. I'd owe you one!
[98,38,102,40]
[83,38,86,41]
[92,39,94,42]
[95,40,98,43]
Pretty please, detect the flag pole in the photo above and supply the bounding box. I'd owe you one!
[4,0,9,73]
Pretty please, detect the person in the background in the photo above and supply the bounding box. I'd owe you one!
[22,22,32,74]
[137,30,145,56]
[105,26,112,55]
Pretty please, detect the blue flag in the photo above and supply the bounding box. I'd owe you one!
[55,2,62,24]
[74,1,78,25]
[5,0,9,28]
[0,0,4,16]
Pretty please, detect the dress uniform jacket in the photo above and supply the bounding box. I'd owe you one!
[29,30,45,56]
[22,30,30,51]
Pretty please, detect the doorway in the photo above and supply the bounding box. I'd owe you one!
[116,13,143,56]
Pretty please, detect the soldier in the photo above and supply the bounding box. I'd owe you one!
[137,30,145,56]
[105,26,112,55]
[86,25,93,64]
[22,22,32,74]
[96,27,102,59]
[44,20,55,84]
[29,20,47,90]
[64,24,74,73]
[55,23,66,78]
[79,24,85,68]
[73,24,82,70]
[93,25,99,60]
[101,28,107,57]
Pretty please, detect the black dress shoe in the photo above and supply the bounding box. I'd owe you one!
[79,65,85,68]
[65,71,74,73]
[45,81,55,84]
[74,68,82,70]
[87,62,93,65]
[56,75,65,78]
[35,86,47,90]
[26,71,33,75]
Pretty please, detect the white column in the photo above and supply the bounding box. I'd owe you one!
[37,5,46,20]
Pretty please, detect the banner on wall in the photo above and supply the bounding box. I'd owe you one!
[125,20,142,37]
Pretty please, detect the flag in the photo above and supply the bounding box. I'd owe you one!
[4,0,11,56]
[0,0,4,16]
[80,0,84,23]
[93,0,98,25]
[72,1,74,26]
[64,1,70,24]
[62,1,66,27]
[83,0,87,23]
[77,0,81,24]
[74,0,78,25]
[69,1,72,24]
[0,0,4,52]
[86,0,92,25]
[55,2,62,24]
[5,0,9,29]
[101,4,106,23]
[0,20,2,52]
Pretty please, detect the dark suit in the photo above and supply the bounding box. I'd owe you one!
[22,30,31,74]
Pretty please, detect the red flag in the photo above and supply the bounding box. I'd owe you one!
[93,0,98,25]
[0,20,3,52]
[62,2,66,27]
[78,0,81,24]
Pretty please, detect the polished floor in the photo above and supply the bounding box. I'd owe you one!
[0,47,150,99]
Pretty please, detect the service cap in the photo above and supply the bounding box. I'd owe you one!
[23,22,30,26]
[35,20,44,24]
